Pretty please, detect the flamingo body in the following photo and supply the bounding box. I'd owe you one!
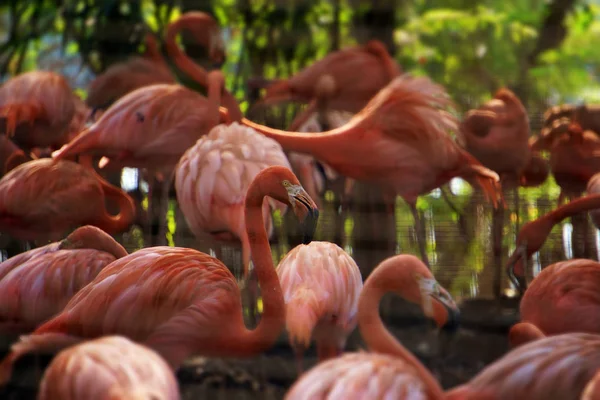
[0,71,77,149]
[446,333,600,399]
[38,336,180,400]
[459,89,531,180]
[285,352,428,400]
[514,260,600,339]
[262,40,400,113]
[0,159,135,241]
[277,241,362,361]
[53,84,223,172]
[175,122,291,267]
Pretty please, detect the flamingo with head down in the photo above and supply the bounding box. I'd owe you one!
[277,241,363,372]
[0,166,319,385]
[241,74,502,267]
[285,254,458,399]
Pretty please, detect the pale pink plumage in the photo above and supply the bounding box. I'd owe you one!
[285,352,428,400]
[175,122,291,271]
[277,241,362,361]
[38,336,180,400]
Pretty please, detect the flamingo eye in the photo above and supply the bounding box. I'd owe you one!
[282,180,291,187]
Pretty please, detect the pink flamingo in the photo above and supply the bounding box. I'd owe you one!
[38,336,180,400]
[86,11,227,114]
[508,259,600,348]
[285,254,458,399]
[241,74,502,266]
[445,333,600,399]
[277,241,363,371]
[507,193,600,292]
[175,122,291,275]
[0,166,319,385]
[0,159,135,242]
[0,71,81,151]
[258,40,400,129]
[0,225,127,334]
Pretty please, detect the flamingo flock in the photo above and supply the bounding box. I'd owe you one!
[0,8,600,400]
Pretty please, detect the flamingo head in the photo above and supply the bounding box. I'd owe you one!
[282,179,319,244]
[414,273,460,331]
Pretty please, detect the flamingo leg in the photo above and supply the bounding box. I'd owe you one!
[155,172,174,247]
[409,203,430,268]
[440,185,468,240]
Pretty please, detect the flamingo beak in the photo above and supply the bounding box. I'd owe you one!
[431,285,460,332]
[287,184,319,244]
[416,275,460,331]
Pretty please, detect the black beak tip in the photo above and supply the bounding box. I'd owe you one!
[300,208,319,244]
[441,304,460,333]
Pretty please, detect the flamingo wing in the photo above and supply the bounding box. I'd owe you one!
[35,247,240,342]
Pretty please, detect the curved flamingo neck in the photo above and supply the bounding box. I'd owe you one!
[545,194,600,224]
[93,177,136,234]
[228,175,285,355]
[165,14,244,121]
[358,264,445,399]
[165,15,214,87]
[142,33,166,66]
[240,116,354,156]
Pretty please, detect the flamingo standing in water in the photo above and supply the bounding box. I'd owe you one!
[285,254,458,399]
[0,166,319,384]
[508,259,600,348]
[0,159,135,242]
[445,333,600,399]
[277,241,363,371]
[0,71,81,151]
[0,225,127,334]
[506,193,600,292]
[175,122,291,276]
[258,40,400,129]
[241,74,502,267]
[38,336,180,400]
